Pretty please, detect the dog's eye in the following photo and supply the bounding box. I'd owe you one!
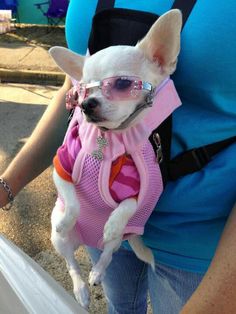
[114,78,132,90]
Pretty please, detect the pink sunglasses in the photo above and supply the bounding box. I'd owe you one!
[75,76,153,104]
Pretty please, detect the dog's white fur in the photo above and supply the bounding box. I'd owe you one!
[49,10,182,309]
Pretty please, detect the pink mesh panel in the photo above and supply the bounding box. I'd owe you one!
[126,141,163,231]
[75,155,114,248]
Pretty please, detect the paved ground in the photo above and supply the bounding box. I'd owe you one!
[0,24,65,85]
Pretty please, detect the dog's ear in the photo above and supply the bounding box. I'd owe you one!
[136,9,182,75]
[49,46,84,81]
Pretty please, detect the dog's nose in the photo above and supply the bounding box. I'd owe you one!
[81,98,100,114]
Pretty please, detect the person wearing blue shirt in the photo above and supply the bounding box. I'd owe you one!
[0,0,235,313]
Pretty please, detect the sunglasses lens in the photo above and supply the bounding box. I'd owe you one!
[102,77,142,100]
[114,78,133,90]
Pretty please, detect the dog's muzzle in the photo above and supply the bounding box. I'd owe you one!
[81,97,100,114]
[81,97,105,123]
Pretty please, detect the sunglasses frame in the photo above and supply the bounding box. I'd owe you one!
[76,76,153,103]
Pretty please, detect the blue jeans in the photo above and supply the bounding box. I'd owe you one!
[87,247,204,314]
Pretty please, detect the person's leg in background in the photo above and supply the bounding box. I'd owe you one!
[148,263,204,314]
[87,247,148,314]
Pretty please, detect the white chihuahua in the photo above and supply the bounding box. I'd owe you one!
[49,10,182,309]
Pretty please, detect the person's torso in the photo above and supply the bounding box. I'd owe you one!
[65,0,236,272]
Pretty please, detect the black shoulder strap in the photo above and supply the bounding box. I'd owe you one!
[167,136,236,180]
[95,0,115,12]
[95,0,197,28]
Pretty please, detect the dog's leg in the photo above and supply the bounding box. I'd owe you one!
[51,207,90,309]
[103,198,138,243]
[89,237,122,286]
[53,169,80,236]
[88,198,138,286]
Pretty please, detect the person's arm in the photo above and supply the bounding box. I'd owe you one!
[0,76,72,208]
[180,202,236,314]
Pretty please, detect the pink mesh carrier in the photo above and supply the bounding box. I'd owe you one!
[56,79,181,249]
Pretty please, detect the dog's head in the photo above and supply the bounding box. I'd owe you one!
[50,9,182,130]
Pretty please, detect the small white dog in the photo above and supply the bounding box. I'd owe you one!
[49,9,182,309]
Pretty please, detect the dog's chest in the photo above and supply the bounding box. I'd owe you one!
[69,108,161,206]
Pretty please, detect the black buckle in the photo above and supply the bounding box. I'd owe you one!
[191,147,211,170]
[152,132,163,164]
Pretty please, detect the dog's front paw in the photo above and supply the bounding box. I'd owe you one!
[103,217,125,243]
[74,282,90,309]
[88,267,105,286]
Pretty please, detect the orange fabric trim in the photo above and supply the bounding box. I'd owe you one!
[109,155,130,188]
[53,155,73,183]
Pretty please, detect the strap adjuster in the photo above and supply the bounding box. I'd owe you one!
[191,147,211,170]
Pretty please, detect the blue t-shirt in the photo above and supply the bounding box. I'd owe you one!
[65,0,236,273]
